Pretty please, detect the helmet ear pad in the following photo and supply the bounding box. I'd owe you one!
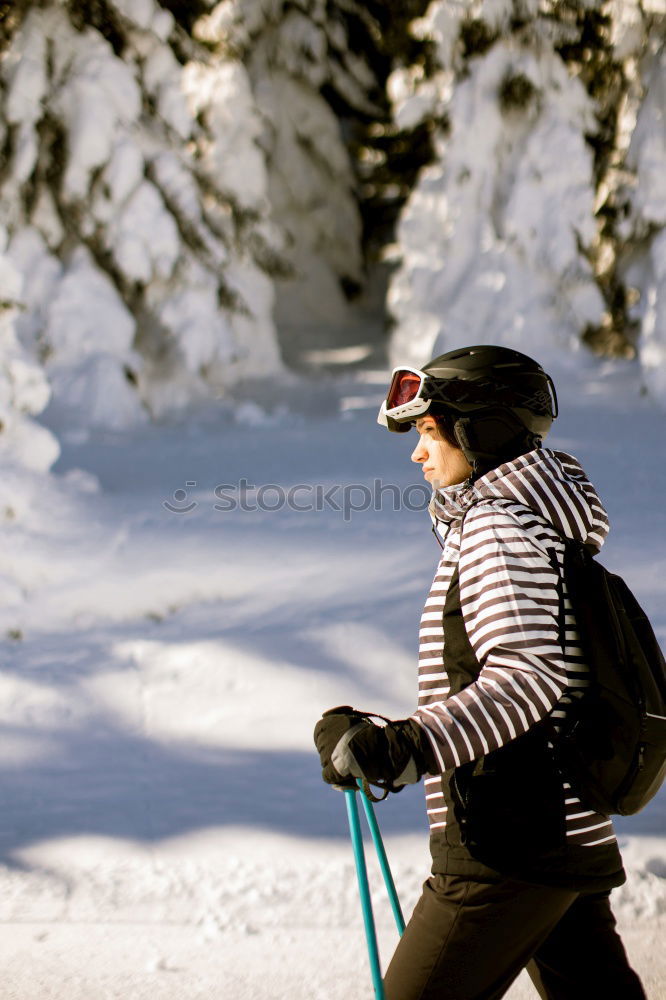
[452,410,541,474]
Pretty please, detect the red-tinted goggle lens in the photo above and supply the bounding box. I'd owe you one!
[386,371,423,410]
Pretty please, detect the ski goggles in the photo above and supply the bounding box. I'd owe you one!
[377,365,559,430]
[377,365,496,428]
[377,367,431,429]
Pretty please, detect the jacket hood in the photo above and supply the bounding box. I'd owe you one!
[430,449,609,552]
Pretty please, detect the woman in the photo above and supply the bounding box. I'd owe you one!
[314,345,645,1000]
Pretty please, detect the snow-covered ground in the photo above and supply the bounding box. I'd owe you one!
[2,352,666,999]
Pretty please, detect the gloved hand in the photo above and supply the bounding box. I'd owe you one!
[313,705,429,794]
[313,706,367,789]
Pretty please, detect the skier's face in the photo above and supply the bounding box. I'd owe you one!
[411,416,472,489]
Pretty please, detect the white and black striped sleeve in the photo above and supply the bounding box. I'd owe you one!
[413,505,568,773]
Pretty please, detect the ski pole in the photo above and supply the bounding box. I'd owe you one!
[356,780,405,936]
[344,787,385,1000]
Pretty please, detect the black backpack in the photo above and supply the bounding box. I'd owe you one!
[553,540,666,816]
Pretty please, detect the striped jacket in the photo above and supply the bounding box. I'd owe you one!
[412,448,616,850]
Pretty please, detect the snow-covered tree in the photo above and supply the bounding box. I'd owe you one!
[0,250,58,472]
[385,0,666,390]
[617,35,666,397]
[2,0,420,439]
[194,0,387,357]
[0,0,285,433]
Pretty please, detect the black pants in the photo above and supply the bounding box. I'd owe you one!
[383,874,646,1000]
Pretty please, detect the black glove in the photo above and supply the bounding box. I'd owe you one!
[313,706,366,789]
[313,705,432,796]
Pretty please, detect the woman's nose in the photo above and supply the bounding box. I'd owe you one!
[411,436,426,463]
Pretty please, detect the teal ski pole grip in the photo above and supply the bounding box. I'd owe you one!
[357,780,406,936]
[344,787,385,1000]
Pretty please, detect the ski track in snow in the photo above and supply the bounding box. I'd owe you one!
[1,359,665,998]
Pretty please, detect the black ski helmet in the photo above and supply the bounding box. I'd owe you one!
[378,344,558,474]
